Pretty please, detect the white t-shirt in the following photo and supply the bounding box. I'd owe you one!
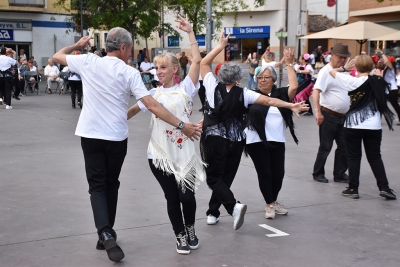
[67,54,150,141]
[44,65,59,77]
[0,55,16,70]
[137,75,199,112]
[149,68,159,81]
[335,74,381,129]
[309,54,315,65]
[245,104,286,144]
[294,64,314,76]
[384,68,398,90]
[140,62,153,72]
[325,54,331,63]
[203,72,260,109]
[314,64,350,114]
[62,66,69,72]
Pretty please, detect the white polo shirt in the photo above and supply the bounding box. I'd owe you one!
[67,54,150,141]
[0,55,16,71]
[314,64,350,114]
[140,62,153,72]
[44,65,59,76]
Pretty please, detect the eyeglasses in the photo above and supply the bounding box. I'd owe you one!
[257,76,272,80]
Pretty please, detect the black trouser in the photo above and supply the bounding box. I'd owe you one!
[387,89,400,119]
[313,109,347,178]
[16,78,24,95]
[345,128,389,190]
[69,80,82,105]
[149,159,196,235]
[0,76,13,106]
[198,81,206,110]
[181,66,187,78]
[81,137,127,237]
[203,136,243,218]
[247,142,285,204]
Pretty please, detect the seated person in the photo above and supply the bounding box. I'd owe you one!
[29,56,38,68]
[26,59,41,91]
[44,58,63,94]
[140,57,153,83]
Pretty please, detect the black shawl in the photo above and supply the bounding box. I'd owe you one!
[345,75,394,131]
[246,85,298,149]
[200,83,247,160]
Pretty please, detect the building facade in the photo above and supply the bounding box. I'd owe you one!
[0,0,79,69]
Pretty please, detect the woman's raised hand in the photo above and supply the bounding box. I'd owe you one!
[175,14,192,33]
[344,58,355,71]
[217,31,230,47]
[283,48,295,65]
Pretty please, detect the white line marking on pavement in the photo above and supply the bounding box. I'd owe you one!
[259,224,289,237]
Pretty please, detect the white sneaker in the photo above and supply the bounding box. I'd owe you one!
[232,203,247,230]
[265,204,275,219]
[273,201,288,215]
[6,105,12,110]
[207,215,219,225]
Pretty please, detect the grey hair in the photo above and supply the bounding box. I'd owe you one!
[106,27,132,52]
[217,62,244,85]
[48,58,53,63]
[254,65,277,83]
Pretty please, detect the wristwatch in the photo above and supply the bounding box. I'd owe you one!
[341,66,347,72]
[177,121,185,129]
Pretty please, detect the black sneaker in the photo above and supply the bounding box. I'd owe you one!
[185,224,199,250]
[334,173,349,183]
[78,102,82,109]
[342,187,359,199]
[313,175,328,183]
[12,95,20,100]
[379,188,396,200]
[176,231,190,255]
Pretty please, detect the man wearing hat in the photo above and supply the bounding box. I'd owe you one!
[311,42,351,183]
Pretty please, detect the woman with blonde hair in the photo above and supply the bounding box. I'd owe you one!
[128,14,205,255]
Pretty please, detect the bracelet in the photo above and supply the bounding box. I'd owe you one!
[190,42,198,45]
[341,66,347,72]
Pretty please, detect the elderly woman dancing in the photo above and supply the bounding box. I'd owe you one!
[200,32,308,230]
[128,15,205,255]
[330,55,396,200]
[245,48,301,220]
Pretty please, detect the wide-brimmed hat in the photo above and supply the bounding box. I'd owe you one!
[331,43,351,58]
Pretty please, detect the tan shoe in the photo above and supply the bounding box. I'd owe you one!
[265,204,275,219]
[273,201,288,215]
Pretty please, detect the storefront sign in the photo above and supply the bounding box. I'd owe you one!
[224,26,270,39]
[0,21,32,30]
[196,35,205,46]
[0,30,14,41]
[168,36,179,47]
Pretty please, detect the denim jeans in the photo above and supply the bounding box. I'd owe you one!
[247,73,257,90]
[313,109,347,178]
[345,128,389,190]
[81,137,127,237]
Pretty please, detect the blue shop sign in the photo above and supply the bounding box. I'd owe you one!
[0,29,13,41]
[224,26,270,39]
[196,35,205,46]
[168,36,179,47]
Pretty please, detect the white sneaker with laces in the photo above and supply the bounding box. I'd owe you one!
[6,105,12,110]
[273,201,288,215]
[206,215,219,225]
[232,203,247,230]
[265,204,275,219]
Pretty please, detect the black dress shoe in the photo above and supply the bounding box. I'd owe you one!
[12,95,20,100]
[96,232,117,250]
[199,108,204,112]
[72,104,76,108]
[313,175,329,183]
[334,173,349,183]
[101,232,124,262]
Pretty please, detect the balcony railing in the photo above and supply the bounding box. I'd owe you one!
[8,0,45,7]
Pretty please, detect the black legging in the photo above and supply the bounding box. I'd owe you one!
[247,142,285,204]
[69,80,82,105]
[198,80,206,110]
[0,76,13,106]
[387,89,400,120]
[149,159,196,235]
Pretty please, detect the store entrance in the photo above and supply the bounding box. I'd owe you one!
[226,38,270,62]
[0,43,31,59]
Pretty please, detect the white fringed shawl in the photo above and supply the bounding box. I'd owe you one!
[148,85,206,192]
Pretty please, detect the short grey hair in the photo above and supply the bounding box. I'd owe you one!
[254,65,277,83]
[217,62,243,85]
[106,27,132,52]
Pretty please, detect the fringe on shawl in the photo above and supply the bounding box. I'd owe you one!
[148,136,207,193]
